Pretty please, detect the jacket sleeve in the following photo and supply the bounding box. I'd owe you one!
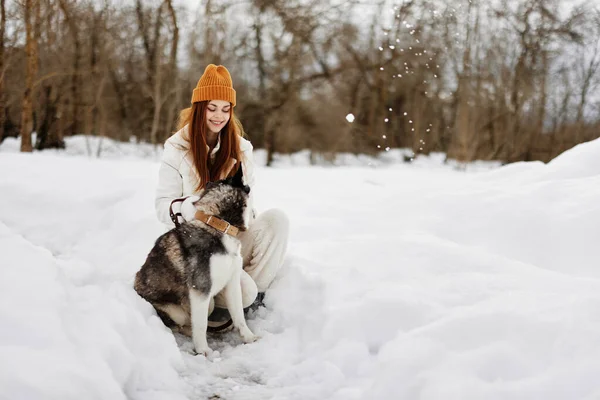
[241,141,256,189]
[155,143,184,227]
[241,141,258,219]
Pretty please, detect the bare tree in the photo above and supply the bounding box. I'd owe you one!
[161,0,180,141]
[134,0,180,144]
[20,0,40,152]
[574,9,600,140]
[449,0,478,162]
[0,0,6,142]
[57,0,80,139]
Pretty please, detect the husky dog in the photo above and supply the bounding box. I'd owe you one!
[134,166,257,355]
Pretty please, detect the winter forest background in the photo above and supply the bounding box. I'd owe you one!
[3,0,600,165]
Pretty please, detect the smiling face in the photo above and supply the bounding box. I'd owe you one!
[206,100,231,133]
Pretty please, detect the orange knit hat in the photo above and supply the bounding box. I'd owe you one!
[191,64,236,106]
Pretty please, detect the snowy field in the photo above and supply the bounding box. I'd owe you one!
[1,136,599,400]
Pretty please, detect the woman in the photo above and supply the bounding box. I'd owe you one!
[155,64,289,331]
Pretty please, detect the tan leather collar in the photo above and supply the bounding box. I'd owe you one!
[194,210,239,237]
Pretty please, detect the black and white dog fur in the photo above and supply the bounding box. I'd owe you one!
[134,166,257,355]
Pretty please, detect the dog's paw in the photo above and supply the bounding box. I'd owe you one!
[238,326,259,344]
[193,346,213,357]
[241,333,260,344]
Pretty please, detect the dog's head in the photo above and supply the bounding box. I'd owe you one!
[197,165,251,231]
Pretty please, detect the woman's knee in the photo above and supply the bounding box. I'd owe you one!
[258,208,289,237]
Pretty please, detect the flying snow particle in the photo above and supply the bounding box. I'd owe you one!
[346,113,355,123]
[384,118,389,122]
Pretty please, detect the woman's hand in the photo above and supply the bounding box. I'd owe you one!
[181,195,200,221]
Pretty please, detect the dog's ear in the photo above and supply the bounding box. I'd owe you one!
[232,165,244,186]
[231,165,250,194]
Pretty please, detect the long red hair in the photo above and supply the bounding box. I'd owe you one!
[177,101,245,191]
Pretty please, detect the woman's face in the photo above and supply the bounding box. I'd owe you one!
[206,100,231,133]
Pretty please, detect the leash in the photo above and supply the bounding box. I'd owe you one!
[169,198,186,228]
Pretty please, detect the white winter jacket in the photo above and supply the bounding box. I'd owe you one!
[155,125,256,228]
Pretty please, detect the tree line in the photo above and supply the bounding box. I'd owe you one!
[2,0,599,164]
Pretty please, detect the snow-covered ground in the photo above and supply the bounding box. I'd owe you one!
[1,136,599,400]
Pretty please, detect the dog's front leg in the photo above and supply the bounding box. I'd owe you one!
[224,259,258,344]
[189,288,211,356]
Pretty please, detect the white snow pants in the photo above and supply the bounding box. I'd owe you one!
[212,208,289,310]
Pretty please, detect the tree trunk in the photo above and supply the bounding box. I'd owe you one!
[58,0,80,138]
[526,50,548,161]
[450,0,474,162]
[20,0,39,152]
[0,0,5,143]
[254,8,269,163]
[163,0,179,139]
[90,8,102,136]
[35,84,56,149]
